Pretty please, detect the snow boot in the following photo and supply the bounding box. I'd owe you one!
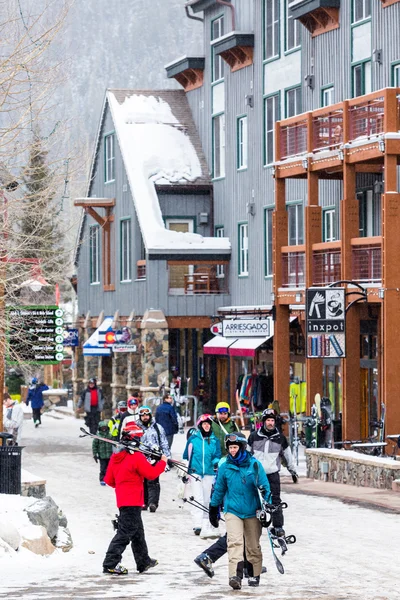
[229,576,242,590]
[149,504,157,513]
[248,576,260,587]
[100,481,106,486]
[138,558,158,573]
[194,553,214,578]
[103,563,128,575]
[271,527,285,537]
[193,527,201,536]
[244,566,267,578]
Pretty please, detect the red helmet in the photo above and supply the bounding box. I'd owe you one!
[127,396,139,410]
[121,421,143,440]
[196,413,213,427]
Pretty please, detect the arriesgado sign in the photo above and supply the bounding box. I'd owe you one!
[222,318,272,338]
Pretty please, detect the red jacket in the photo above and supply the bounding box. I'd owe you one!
[104,450,166,508]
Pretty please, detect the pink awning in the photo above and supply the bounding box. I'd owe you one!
[203,336,237,355]
[228,336,272,357]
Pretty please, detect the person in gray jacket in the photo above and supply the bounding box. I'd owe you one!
[78,378,104,434]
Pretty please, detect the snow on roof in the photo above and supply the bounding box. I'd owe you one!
[107,90,230,254]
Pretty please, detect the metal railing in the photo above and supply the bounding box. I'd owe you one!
[349,96,385,140]
[312,108,344,152]
[280,118,308,160]
[352,245,382,283]
[313,249,341,285]
[281,251,306,288]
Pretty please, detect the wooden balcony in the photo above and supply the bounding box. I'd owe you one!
[168,260,229,295]
[281,247,306,288]
[312,242,341,285]
[351,238,382,284]
[275,88,400,178]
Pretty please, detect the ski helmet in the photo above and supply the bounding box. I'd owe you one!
[88,377,97,385]
[215,402,230,414]
[127,396,139,410]
[117,400,127,412]
[121,421,144,441]
[196,413,213,427]
[224,432,247,451]
[262,408,277,422]
[31,377,38,384]
[138,405,152,418]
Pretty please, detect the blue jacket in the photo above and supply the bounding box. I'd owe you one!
[26,384,49,409]
[210,452,271,519]
[183,430,221,476]
[155,402,179,436]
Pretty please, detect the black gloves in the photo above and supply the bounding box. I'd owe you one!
[289,469,298,483]
[209,504,220,529]
[167,459,175,468]
[93,455,99,463]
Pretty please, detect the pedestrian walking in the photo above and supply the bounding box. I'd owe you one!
[209,432,271,590]
[117,396,139,439]
[211,402,239,455]
[108,400,127,438]
[92,420,114,485]
[183,414,221,539]
[77,378,104,435]
[26,377,49,427]
[155,393,179,450]
[102,421,167,576]
[3,394,24,445]
[137,405,170,512]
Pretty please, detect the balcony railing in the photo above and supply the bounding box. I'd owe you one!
[352,245,382,284]
[281,251,306,288]
[312,107,343,153]
[136,260,146,280]
[313,249,341,285]
[349,95,384,140]
[280,117,308,160]
[168,261,229,295]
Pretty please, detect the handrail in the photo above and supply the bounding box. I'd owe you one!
[350,236,382,247]
[312,241,342,251]
[281,245,306,253]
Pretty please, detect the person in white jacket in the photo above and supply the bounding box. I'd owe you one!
[3,395,24,445]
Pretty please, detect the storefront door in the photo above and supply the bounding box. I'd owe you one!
[216,357,228,405]
[360,365,379,439]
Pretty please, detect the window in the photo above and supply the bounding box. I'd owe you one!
[264,0,280,60]
[287,203,304,245]
[321,86,334,107]
[323,209,336,242]
[237,116,248,170]
[265,93,280,165]
[213,114,225,178]
[352,61,371,97]
[352,0,371,23]
[264,208,274,276]
[358,189,381,237]
[286,0,300,51]
[392,63,400,86]
[212,16,224,82]
[238,222,249,276]
[120,219,131,282]
[285,86,302,118]
[215,226,225,277]
[89,225,100,284]
[105,133,115,183]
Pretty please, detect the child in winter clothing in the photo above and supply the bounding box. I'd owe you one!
[92,420,114,484]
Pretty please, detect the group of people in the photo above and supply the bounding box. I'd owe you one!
[2,378,49,445]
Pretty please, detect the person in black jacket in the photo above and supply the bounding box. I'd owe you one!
[155,394,179,450]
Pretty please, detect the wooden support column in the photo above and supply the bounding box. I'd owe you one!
[381,153,400,434]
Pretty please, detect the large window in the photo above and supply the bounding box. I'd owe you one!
[212,16,224,82]
[323,209,337,243]
[264,208,274,276]
[89,225,100,284]
[288,203,304,246]
[285,86,302,118]
[238,222,249,276]
[215,226,225,277]
[358,189,381,237]
[321,86,334,107]
[352,0,371,23]
[352,61,371,97]
[265,93,280,165]
[120,218,131,282]
[211,15,225,180]
[213,114,225,178]
[105,133,115,183]
[264,0,280,60]
[237,116,248,170]
[286,0,300,52]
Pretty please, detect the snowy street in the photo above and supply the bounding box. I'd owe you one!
[1,413,399,600]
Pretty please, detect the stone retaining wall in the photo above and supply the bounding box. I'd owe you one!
[306,448,400,490]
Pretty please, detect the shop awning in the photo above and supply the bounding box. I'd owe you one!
[228,335,273,357]
[83,317,114,356]
[203,335,237,355]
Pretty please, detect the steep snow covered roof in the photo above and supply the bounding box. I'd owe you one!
[107,89,231,256]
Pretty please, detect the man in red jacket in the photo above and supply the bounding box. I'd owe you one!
[103,422,167,575]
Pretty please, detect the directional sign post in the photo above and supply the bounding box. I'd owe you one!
[7,306,64,364]
[306,288,346,358]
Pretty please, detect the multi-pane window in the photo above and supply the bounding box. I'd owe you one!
[286,1,300,51]
[352,0,371,23]
[288,203,304,246]
[89,225,100,284]
[265,93,280,165]
[323,209,336,243]
[352,62,371,97]
[213,114,225,178]
[358,189,381,237]
[212,16,224,82]
[105,133,115,182]
[264,0,280,60]
[285,86,302,118]
[211,15,225,179]
[265,208,274,276]
[321,86,334,107]
[237,116,248,170]
[120,219,131,282]
[215,227,225,277]
[238,223,249,276]
[392,63,400,86]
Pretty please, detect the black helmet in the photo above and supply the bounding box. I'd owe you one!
[88,378,97,385]
[262,408,277,422]
[224,432,247,451]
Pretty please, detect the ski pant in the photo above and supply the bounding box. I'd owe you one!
[225,513,262,579]
[205,533,256,575]
[166,434,174,450]
[190,475,218,533]
[143,477,160,508]
[32,408,42,424]
[268,471,284,529]
[103,506,150,572]
[85,408,101,435]
[99,458,110,482]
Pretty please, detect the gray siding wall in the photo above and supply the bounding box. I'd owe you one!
[158,192,212,236]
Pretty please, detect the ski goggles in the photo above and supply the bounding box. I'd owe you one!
[217,407,229,413]
[225,433,245,444]
[138,409,151,416]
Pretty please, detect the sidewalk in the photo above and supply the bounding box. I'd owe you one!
[281,475,400,513]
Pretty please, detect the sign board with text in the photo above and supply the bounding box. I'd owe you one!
[7,306,64,364]
[306,288,345,358]
[222,318,272,338]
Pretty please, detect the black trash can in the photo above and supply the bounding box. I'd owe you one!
[0,435,23,494]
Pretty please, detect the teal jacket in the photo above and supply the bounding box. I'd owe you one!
[210,452,271,519]
[183,430,221,476]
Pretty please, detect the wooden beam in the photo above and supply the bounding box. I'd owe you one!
[167,316,211,329]
[74,198,116,207]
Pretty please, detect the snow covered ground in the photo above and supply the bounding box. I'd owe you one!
[1,413,399,600]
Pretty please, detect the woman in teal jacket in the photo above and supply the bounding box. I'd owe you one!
[209,432,271,591]
[183,414,221,539]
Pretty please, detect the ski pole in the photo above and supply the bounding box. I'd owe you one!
[187,496,225,522]
[174,464,201,482]
[182,497,225,521]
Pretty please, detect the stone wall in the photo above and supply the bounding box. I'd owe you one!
[306,448,400,490]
